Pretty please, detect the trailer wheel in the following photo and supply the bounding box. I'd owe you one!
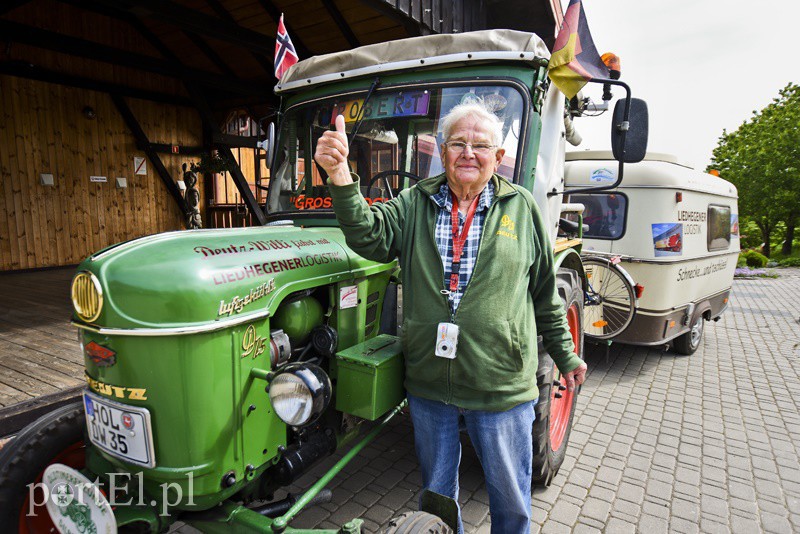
[0,402,86,533]
[531,270,584,486]
[673,313,704,355]
[384,511,453,533]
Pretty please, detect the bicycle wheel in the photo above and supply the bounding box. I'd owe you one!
[582,256,636,339]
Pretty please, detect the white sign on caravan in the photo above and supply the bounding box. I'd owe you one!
[589,167,616,184]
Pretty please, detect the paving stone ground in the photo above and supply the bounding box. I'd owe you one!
[172,268,797,532]
[274,269,800,533]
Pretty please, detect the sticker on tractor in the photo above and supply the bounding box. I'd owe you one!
[325,90,430,124]
[211,252,345,286]
[291,195,388,210]
[241,324,268,359]
[652,223,683,257]
[194,239,293,259]
[43,463,117,534]
[339,286,358,309]
[85,373,148,401]
[85,341,117,367]
[217,279,276,316]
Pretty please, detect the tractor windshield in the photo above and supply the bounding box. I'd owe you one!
[267,83,526,214]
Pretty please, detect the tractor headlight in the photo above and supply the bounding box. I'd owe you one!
[71,271,103,322]
[268,364,331,427]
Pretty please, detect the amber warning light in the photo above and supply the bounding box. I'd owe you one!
[601,53,621,78]
[601,53,621,101]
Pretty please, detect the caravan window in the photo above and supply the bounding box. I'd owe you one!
[570,193,627,239]
[708,205,731,251]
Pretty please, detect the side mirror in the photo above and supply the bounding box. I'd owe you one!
[258,122,276,170]
[611,98,648,163]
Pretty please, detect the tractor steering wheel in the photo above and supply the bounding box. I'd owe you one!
[365,170,422,200]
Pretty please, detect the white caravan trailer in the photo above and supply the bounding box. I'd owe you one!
[564,151,740,354]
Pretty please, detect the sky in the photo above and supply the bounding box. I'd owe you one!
[566,0,800,171]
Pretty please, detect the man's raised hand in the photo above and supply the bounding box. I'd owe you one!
[314,114,352,185]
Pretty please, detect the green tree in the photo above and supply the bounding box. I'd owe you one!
[709,83,800,257]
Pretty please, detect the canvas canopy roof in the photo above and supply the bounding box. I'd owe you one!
[276,29,551,93]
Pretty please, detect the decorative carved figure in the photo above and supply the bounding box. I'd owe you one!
[183,162,202,229]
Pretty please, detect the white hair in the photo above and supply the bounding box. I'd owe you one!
[440,101,503,146]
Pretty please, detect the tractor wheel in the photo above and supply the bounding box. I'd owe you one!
[0,401,86,533]
[673,312,704,355]
[531,270,584,486]
[384,511,453,534]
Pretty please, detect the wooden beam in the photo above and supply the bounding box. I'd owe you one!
[203,0,274,75]
[184,33,239,77]
[111,94,191,219]
[0,19,267,97]
[0,0,32,16]
[217,147,267,226]
[321,0,361,49]
[58,2,261,118]
[0,62,194,106]
[213,132,260,149]
[92,0,278,57]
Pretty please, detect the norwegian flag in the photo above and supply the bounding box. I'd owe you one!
[274,14,298,80]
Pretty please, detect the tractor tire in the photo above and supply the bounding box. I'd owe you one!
[383,511,453,534]
[673,312,704,355]
[0,401,86,533]
[531,269,584,486]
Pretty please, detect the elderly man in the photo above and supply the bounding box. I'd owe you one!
[315,102,587,533]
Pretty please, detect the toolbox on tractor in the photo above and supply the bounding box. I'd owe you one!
[335,335,404,421]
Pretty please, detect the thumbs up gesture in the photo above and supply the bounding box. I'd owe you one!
[314,115,352,186]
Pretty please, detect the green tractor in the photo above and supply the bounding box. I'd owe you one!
[0,29,646,533]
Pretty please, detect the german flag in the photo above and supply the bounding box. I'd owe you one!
[548,0,609,99]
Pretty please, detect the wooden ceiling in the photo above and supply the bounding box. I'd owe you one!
[0,0,561,118]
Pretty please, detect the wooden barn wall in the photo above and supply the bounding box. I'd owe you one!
[0,76,204,272]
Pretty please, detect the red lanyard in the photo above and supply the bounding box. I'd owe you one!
[449,191,480,293]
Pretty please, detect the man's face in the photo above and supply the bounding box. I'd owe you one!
[441,115,505,191]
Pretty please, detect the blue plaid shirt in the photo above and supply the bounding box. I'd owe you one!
[431,181,495,313]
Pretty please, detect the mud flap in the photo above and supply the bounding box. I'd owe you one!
[420,490,459,532]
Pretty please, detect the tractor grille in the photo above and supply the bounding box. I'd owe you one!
[72,271,103,322]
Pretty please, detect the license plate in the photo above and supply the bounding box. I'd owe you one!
[83,391,156,468]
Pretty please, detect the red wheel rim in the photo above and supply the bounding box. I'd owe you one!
[550,302,580,451]
[18,441,85,534]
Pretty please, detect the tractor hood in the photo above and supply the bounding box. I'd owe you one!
[73,225,392,332]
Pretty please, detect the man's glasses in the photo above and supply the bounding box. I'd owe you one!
[444,141,496,155]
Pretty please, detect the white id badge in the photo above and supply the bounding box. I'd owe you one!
[435,322,459,359]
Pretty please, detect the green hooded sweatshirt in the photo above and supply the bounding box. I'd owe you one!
[330,173,582,411]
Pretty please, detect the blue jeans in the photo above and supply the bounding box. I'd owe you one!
[408,394,537,534]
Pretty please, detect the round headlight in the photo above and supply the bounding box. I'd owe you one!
[268,364,331,427]
[71,271,103,322]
